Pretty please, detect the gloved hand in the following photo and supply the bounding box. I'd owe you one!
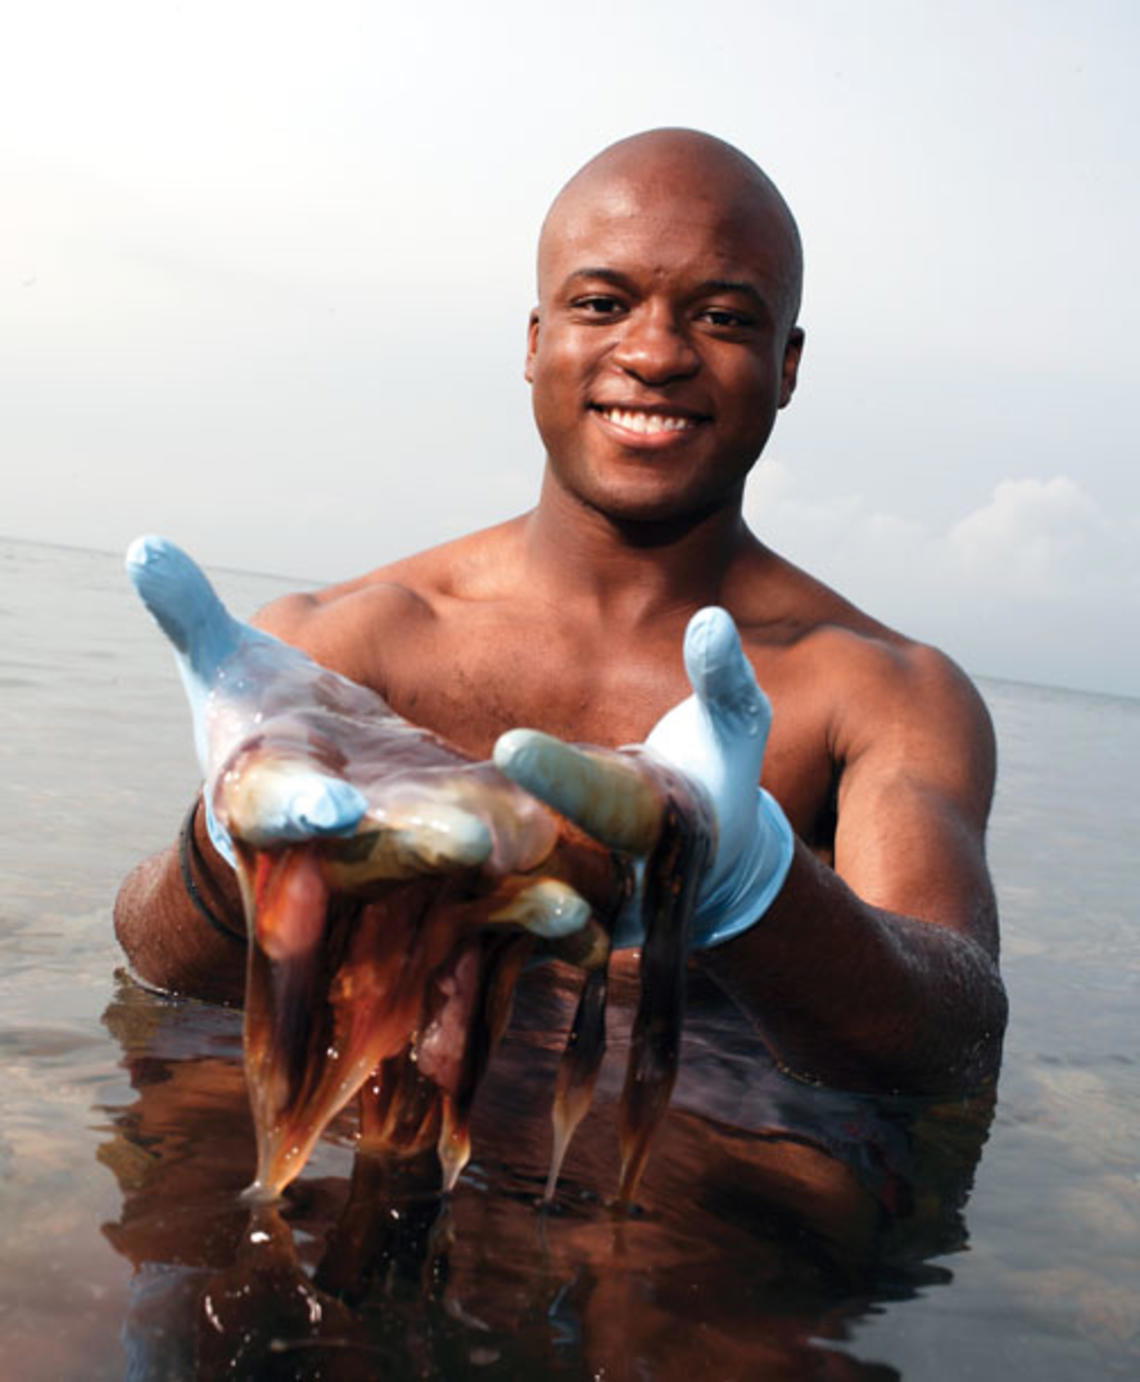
[641,606,795,946]
[494,607,795,949]
[126,537,589,946]
[126,535,369,868]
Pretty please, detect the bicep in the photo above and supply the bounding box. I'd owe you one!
[832,654,998,953]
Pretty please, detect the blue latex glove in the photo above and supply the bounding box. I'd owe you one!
[641,606,795,947]
[126,535,370,865]
[495,607,795,950]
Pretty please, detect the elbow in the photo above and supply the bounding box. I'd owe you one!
[902,956,1008,1097]
[958,961,1008,1088]
[113,849,246,1006]
[853,946,1009,1098]
[113,858,156,970]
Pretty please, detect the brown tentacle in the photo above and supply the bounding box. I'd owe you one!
[242,871,449,1200]
[437,932,532,1191]
[545,959,610,1202]
[358,1049,445,1156]
[616,794,711,1209]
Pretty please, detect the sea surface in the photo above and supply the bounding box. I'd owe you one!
[0,535,1137,1380]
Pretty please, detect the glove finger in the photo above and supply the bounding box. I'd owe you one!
[127,535,247,683]
[128,535,306,782]
[683,607,772,760]
[494,729,664,855]
[221,760,369,847]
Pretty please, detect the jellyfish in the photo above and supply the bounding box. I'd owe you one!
[127,537,713,1209]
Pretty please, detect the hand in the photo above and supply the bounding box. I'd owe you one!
[126,535,594,944]
[494,607,795,949]
[643,605,796,945]
[127,535,369,867]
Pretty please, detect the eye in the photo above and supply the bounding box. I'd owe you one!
[698,307,754,330]
[571,295,626,318]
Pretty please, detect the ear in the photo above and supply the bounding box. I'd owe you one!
[524,309,540,383]
[778,327,804,409]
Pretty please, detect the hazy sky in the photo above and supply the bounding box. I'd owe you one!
[4,1,1137,695]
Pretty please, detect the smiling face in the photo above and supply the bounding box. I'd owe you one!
[527,131,804,526]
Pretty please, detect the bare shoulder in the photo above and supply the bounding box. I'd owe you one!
[249,518,527,691]
[828,629,994,803]
[738,547,995,816]
[750,555,999,948]
[810,619,995,831]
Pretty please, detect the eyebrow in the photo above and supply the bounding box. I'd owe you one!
[564,267,635,290]
[699,278,768,308]
[563,268,769,312]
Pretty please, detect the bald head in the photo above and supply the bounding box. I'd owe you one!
[538,129,803,331]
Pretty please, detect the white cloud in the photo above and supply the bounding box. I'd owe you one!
[745,464,1140,696]
[946,477,1101,598]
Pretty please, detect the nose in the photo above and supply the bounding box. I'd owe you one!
[611,304,699,386]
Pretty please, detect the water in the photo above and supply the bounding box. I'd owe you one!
[1,536,1137,1379]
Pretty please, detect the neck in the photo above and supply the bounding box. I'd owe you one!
[520,467,761,624]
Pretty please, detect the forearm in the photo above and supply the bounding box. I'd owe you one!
[700,842,1007,1096]
[113,801,248,1005]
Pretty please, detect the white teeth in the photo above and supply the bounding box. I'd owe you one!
[600,408,697,435]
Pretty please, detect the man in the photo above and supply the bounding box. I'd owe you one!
[115,128,1006,1095]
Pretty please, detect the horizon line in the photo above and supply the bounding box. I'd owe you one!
[3,529,1136,707]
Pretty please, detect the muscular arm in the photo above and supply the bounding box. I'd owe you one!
[702,643,1006,1095]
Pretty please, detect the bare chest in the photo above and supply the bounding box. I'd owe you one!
[375,611,838,848]
[384,618,682,751]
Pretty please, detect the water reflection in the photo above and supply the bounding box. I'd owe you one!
[98,967,995,1379]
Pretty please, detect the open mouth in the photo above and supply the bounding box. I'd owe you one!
[590,404,710,438]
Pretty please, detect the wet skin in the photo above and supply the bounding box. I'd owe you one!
[116,129,1006,1104]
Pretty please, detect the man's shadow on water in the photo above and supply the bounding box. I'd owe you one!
[96,969,996,1381]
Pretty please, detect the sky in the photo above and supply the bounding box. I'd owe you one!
[3,0,1137,696]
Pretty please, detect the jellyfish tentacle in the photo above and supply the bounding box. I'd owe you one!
[545,961,609,1203]
[437,933,532,1192]
[486,877,591,939]
[616,793,711,1209]
[320,804,494,888]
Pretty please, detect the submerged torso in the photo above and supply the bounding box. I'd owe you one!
[100,963,990,1379]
